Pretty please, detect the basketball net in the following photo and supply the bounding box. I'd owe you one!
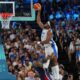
[0,13,13,29]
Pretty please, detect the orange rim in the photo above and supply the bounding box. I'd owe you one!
[0,13,13,19]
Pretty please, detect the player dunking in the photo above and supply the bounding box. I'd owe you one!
[35,3,59,80]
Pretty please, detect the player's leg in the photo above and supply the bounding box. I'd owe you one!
[44,45,59,80]
[50,44,59,80]
[51,43,58,65]
[50,55,59,80]
[44,45,58,68]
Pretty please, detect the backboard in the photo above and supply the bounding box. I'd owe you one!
[0,0,35,21]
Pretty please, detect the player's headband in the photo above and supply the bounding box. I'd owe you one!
[47,21,51,27]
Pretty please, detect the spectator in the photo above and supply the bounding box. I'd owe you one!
[25,70,35,80]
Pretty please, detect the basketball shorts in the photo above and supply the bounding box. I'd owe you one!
[44,43,58,58]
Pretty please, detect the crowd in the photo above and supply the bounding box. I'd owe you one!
[2,0,80,17]
[0,0,80,80]
[1,18,80,80]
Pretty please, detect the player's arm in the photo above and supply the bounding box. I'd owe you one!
[37,9,44,29]
[41,29,52,44]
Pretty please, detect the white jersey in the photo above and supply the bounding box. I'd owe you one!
[41,29,55,46]
[41,29,58,58]
[41,29,48,41]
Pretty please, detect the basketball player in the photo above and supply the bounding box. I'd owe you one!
[36,4,59,80]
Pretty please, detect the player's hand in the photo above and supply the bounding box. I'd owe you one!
[34,3,41,11]
[38,4,41,11]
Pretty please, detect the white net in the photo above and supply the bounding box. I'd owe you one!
[0,15,13,29]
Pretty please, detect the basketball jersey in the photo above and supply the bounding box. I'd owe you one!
[41,29,55,46]
[41,29,48,42]
[41,29,58,58]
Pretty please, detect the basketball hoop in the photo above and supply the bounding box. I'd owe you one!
[0,13,13,29]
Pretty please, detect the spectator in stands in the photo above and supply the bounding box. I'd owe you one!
[25,70,35,80]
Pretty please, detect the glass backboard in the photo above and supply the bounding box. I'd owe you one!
[0,0,35,21]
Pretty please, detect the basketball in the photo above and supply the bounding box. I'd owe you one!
[34,3,41,11]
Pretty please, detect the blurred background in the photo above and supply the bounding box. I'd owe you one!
[0,0,80,80]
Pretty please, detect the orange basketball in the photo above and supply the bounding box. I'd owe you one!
[34,3,41,11]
